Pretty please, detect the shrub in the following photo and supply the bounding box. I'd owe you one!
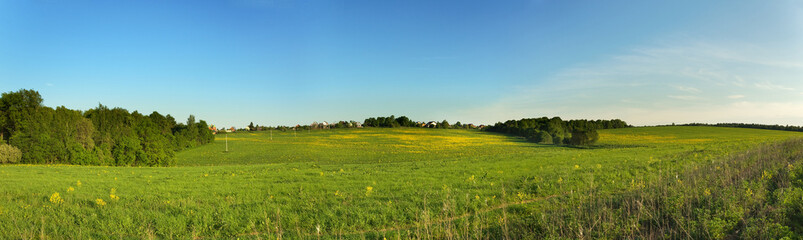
[0,144,22,163]
[535,131,553,144]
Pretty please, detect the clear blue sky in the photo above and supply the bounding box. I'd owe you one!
[2,0,802,127]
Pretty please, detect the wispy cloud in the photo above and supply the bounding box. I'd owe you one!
[675,86,700,93]
[668,95,700,101]
[754,81,795,91]
[728,95,745,99]
[458,40,803,125]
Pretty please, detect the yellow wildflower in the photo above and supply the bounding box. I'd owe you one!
[110,188,120,200]
[366,186,373,196]
[76,180,82,186]
[574,165,580,169]
[49,192,64,204]
[704,188,711,196]
[67,187,75,192]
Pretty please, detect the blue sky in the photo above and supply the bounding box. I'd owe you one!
[1,0,802,127]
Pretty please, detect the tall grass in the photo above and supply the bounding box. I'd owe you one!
[1,127,802,239]
[513,138,803,239]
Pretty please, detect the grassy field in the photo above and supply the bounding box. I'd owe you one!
[1,126,802,239]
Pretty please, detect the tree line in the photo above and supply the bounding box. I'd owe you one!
[0,89,214,166]
[363,115,478,129]
[679,123,803,132]
[485,117,629,146]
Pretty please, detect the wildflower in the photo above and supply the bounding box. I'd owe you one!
[76,180,82,186]
[95,198,106,206]
[110,188,120,200]
[49,192,64,204]
[704,188,711,196]
[467,175,475,183]
[475,195,480,200]
[334,190,341,197]
[745,188,753,197]
[557,177,563,184]
[67,187,75,192]
[574,165,580,169]
[762,170,772,180]
[319,172,324,176]
[366,186,373,196]
[517,192,525,200]
[676,179,683,185]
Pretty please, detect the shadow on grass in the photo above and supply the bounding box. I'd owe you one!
[519,142,647,150]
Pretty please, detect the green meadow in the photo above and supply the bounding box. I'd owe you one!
[2,126,803,239]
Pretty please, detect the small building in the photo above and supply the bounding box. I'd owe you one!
[229,127,236,132]
[426,121,438,128]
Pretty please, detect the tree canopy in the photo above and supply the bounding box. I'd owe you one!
[0,89,214,166]
[485,117,628,146]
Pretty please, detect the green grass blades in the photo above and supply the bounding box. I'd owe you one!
[0,126,801,239]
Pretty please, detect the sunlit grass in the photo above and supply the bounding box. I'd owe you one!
[0,126,801,238]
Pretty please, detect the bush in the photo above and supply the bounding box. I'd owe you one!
[535,131,553,144]
[0,144,21,163]
[569,129,599,145]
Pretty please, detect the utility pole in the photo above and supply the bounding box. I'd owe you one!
[270,129,273,140]
[225,132,228,152]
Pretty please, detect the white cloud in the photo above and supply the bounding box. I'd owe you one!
[457,40,803,125]
[727,95,745,99]
[668,95,700,100]
[675,86,700,93]
[754,81,795,91]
